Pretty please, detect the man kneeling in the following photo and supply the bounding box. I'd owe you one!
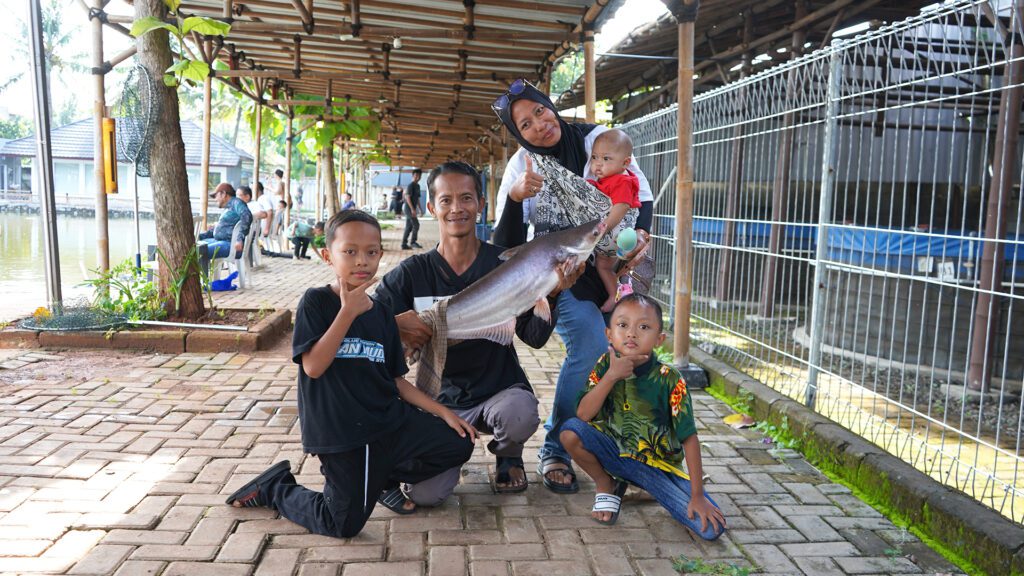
[375,162,567,511]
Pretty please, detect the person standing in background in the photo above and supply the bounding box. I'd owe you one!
[401,169,423,250]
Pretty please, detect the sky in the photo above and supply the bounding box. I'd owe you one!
[0,0,668,122]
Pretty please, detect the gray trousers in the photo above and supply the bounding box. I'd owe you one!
[405,386,539,506]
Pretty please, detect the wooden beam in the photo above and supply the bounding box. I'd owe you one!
[91,0,109,272]
[105,15,570,42]
[290,0,312,28]
[584,25,596,122]
[350,0,361,36]
[672,0,696,366]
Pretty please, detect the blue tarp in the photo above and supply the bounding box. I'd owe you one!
[665,216,1024,280]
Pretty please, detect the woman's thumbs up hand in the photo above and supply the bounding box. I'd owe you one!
[510,155,545,202]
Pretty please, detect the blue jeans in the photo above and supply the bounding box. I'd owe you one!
[539,290,608,464]
[561,417,725,541]
[197,239,233,276]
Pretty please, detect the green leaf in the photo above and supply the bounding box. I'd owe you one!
[163,73,177,87]
[171,59,211,83]
[163,0,182,13]
[130,16,179,38]
[181,16,231,37]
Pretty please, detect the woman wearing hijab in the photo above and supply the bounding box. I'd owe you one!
[491,79,654,494]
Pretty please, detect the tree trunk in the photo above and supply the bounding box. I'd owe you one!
[322,143,339,216]
[135,0,204,319]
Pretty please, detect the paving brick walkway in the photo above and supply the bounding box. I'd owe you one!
[0,219,966,575]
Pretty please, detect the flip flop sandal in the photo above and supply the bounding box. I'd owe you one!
[224,460,291,508]
[493,456,528,494]
[592,491,623,526]
[377,486,416,515]
[537,456,580,494]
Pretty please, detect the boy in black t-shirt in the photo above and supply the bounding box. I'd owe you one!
[225,210,476,538]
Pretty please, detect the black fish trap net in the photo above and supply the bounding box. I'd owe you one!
[116,63,158,178]
[18,298,127,332]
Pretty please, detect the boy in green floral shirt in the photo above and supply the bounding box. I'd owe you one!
[560,294,726,539]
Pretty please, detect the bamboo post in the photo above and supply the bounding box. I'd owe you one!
[90,0,109,271]
[583,25,596,123]
[670,0,697,367]
[488,151,496,223]
[199,74,213,230]
[342,139,350,206]
[314,152,322,221]
[967,3,1024,391]
[253,91,263,195]
[284,114,293,246]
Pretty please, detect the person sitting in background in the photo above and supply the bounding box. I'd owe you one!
[341,192,356,211]
[288,217,314,260]
[238,186,267,234]
[198,182,252,275]
[241,183,276,237]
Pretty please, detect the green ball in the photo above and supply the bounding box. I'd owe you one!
[616,227,637,252]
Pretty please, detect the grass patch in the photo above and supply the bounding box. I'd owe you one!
[703,375,987,576]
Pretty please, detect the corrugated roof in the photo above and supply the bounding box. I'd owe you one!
[555,0,938,121]
[0,118,253,166]
[161,0,615,166]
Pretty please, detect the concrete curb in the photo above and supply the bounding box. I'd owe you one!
[691,347,1024,576]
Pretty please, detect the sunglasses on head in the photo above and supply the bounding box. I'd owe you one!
[491,78,531,116]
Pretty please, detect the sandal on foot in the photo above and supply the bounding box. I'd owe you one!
[224,460,291,508]
[592,490,623,526]
[537,456,579,494]
[377,487,416,515]
[493,456,528,494]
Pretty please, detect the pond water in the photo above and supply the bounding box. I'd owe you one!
[0,211,158,321]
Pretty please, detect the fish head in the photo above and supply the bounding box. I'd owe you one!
[571,219,607,255]
[549,219,607,268]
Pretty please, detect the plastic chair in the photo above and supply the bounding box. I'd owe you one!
[213,221,254,290]
[249,224,264,269]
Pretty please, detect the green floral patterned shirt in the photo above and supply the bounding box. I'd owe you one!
[579,353,697,478]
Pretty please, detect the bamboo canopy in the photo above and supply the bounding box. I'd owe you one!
[556,0,936,121]
[163,0,625,166]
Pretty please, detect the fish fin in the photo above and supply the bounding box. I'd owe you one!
[533,297,552,324]
[498,246,524,261]
[449,319,516,346]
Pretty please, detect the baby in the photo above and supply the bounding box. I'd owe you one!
[588,129,641,312]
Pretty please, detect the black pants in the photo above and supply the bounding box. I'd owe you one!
[262,409,473,538]
[291,237,310,258]
[402,204,420,246]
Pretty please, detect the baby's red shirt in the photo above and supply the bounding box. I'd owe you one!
[588,170,641,208]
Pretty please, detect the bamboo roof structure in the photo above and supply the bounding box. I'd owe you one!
[160,0,625,166]
[555,0,938,121]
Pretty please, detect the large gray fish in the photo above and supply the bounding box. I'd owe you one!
[445,219,607,345]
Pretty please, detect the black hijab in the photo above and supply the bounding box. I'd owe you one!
[494,83,597,177]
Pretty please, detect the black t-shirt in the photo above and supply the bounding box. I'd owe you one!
[292,286,411,454]
[405,182,421,207]
[375,242,557,409]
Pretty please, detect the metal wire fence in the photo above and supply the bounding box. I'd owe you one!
[621,0,1024,522]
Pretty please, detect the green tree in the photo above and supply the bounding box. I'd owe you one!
[1,0,88,125]
[0,0,87,92]
[0,116,32,139]
[549,51,583,98]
